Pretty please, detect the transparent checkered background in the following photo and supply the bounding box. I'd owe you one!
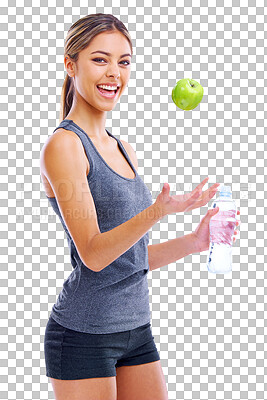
[1,0,266,399]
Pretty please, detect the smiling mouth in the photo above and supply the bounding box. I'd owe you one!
[96,85,119,93]
[96,85,119,98]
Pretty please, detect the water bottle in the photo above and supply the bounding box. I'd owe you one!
[206,185,237,274]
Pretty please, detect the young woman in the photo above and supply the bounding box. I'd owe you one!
[41,13,240,400]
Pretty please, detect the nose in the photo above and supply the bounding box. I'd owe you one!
[106,62,120,79]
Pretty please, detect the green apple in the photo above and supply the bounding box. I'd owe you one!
[172,78,204,110]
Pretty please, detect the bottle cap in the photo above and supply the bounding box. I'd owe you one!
[219,185,232,198]
[220,185,231,194]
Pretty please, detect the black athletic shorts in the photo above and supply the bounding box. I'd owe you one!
[44,315,160,380]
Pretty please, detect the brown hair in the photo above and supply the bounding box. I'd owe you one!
[59,13,133,122]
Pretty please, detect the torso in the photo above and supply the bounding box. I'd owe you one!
[40,124,136,199]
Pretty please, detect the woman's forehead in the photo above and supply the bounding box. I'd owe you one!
[85,31,131,53]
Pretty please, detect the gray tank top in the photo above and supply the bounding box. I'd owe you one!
[46,119,153,334]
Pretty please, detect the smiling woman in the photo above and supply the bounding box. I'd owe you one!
[42,12,168,400]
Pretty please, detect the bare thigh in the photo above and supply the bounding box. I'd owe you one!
[116,360,168,400]
[49,376,117,400]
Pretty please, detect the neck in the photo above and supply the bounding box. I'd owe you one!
[66,95,109,141]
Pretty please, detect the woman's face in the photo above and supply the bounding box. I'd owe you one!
[65,30,132,112]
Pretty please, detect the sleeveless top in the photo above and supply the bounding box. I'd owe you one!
[45,119,153,334]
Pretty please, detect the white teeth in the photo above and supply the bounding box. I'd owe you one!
[98,84,117,91]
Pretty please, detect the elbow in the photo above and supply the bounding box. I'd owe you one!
[84,258,102,273]
[83,254,102,273]
[83,233,103,272]
[84,262,101,273]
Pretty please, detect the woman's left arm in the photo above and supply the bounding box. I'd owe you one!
[148,209,240,271]
[147,233,199,271]
[121,143,241,271]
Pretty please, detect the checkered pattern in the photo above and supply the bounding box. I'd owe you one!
[1,1,265,399]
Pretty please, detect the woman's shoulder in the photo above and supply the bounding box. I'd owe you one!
[41,127,89,175]
[49,125,81,143]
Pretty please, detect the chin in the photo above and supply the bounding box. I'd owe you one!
[95,103,118,112]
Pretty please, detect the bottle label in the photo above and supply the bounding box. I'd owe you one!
[210,209,236,246]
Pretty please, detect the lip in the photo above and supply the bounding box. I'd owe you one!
[96,85,120,99]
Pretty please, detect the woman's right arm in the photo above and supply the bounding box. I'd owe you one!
[41,131,218,272]
[91,177,218,271]
[40,131,163,272]
[89,203,163,272]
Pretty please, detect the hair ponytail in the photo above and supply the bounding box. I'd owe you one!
[59,74,74,123]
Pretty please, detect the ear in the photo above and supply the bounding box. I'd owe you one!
[64,55,76,78]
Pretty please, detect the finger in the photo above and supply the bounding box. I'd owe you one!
[198,187,219,205]
[210,183,221,191]
[199,183,220,202]
[207,207,219,219]
[193,179,220,204]
[186,189,202,208]
[194,186,218,207]
[162,182,170,193]
[193,177,209,193]
[190,189,201,200]
[206,182,221,196]
[208,188,219,199]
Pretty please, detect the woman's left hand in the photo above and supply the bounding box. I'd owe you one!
[192,208,241,253]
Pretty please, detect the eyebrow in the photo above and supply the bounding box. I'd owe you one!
[90,51,132,58]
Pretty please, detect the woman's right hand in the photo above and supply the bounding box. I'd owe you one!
[154,177,220,218]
